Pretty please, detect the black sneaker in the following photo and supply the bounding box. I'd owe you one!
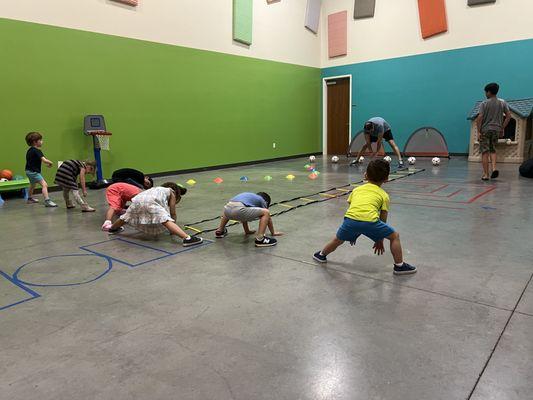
[393,262,417,275]
[255,236,277,247]
[313,251,327,263]
[183,236,203,247]
[491,170,499,179]
[215,228,228,238]
[108,226,125,235]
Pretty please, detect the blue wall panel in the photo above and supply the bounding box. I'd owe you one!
[322,39,533,154]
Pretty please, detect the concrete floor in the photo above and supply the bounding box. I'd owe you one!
[0,156,532,400]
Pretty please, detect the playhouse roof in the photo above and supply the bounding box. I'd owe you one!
[467,98,533,120]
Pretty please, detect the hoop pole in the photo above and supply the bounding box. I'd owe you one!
[93,136,104,181]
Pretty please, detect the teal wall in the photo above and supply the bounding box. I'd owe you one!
[322,39,533,154]
[0,18,321,183]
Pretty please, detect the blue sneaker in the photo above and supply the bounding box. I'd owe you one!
[393,262,417,275]
[313,251,327,263]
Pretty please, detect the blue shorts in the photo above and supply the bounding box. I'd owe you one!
[336,217,395,243]
[26,171,44,184]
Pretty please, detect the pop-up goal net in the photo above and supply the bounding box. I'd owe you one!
[403,127,449,158]
[347,130,386,157]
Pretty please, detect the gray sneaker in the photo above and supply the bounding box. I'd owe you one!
[44,199,58,207]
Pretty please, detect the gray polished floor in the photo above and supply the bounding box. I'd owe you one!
[1,156,532,400]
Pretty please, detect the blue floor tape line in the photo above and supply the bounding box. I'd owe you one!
[0,270,41,311]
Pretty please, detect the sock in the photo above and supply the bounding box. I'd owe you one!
[256,235,264,241]
[184,235,191,240]
[320,251,325,256]
[394,262,404,267]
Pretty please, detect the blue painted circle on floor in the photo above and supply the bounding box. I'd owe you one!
[13,254,113,287]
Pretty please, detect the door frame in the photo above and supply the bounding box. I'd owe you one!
[322,74,352,155]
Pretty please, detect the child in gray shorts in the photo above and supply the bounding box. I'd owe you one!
[215,192,283,247]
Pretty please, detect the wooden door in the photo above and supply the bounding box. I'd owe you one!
[326,78,350,155]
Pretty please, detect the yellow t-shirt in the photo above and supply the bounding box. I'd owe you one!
[345,183,390,222]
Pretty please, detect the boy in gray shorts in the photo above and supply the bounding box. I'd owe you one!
[476,82,511,180]
[215,192,283,247]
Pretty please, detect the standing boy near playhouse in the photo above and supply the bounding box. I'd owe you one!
[352,117,405,168]
[313,160,416,275]
[24,132,57,207]
[476,82,511,180]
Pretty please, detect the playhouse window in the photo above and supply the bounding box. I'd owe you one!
[503,117,516,141]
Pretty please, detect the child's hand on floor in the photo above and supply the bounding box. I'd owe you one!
[373,240,385,255]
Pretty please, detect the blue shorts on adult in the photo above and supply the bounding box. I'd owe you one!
[336,217,395,242]
[26,170,44,184]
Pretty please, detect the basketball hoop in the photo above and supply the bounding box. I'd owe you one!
[87,130,112,151]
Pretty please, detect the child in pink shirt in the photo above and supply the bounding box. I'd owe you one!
[102,182,142,231]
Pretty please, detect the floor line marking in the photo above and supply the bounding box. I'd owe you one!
[467,271,533,399]
[264,253,514,313]
[467,185,497,203]
[393,202,466,210]
[430,184,449,193]
[278,203,295,208]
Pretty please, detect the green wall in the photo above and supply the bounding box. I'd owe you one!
[0,18,321,182]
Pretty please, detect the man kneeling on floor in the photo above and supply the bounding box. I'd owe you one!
[215,192,283,247]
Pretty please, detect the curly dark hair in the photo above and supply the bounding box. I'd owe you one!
[366,160,390,183]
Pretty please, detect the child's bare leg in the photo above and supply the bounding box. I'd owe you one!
[242,221,255,234]
[38,180,49,199]
[481,152,490,178]
[105,208,116,222]
[28,183,36,198]
[386,232,403,264]
[322,237,344,255]
[257,211,271,237]
[109,219,125,230]
[490,151,497,172]
[163,221,188,239]
[217,215,229,233]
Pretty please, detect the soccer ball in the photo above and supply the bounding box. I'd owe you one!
[407,157,416,165]
[383,156,392,163]
[309,155,316,162]
[358,156,365,163]
[432,157,441,166]
[0,178,8,182]
[331,156,339,163]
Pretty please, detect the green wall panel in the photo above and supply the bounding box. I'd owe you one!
[0,18,320,183]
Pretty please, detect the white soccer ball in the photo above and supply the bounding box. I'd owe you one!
[432,157,441,166]
[383,156,392,163]
[309,155,316,162]
[407,156,416,165]
[358,156,365,163]
[0,178,7,182]
[331,156,339,163]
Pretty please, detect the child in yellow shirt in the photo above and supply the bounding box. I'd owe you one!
[313,160,416,275]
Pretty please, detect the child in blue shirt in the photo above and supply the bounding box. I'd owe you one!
[215,192,283,247]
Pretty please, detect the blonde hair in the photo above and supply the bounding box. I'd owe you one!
[83,160,97,173]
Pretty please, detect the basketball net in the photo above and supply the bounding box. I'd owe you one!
[88,131,112,151]
[96,134,110,151]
